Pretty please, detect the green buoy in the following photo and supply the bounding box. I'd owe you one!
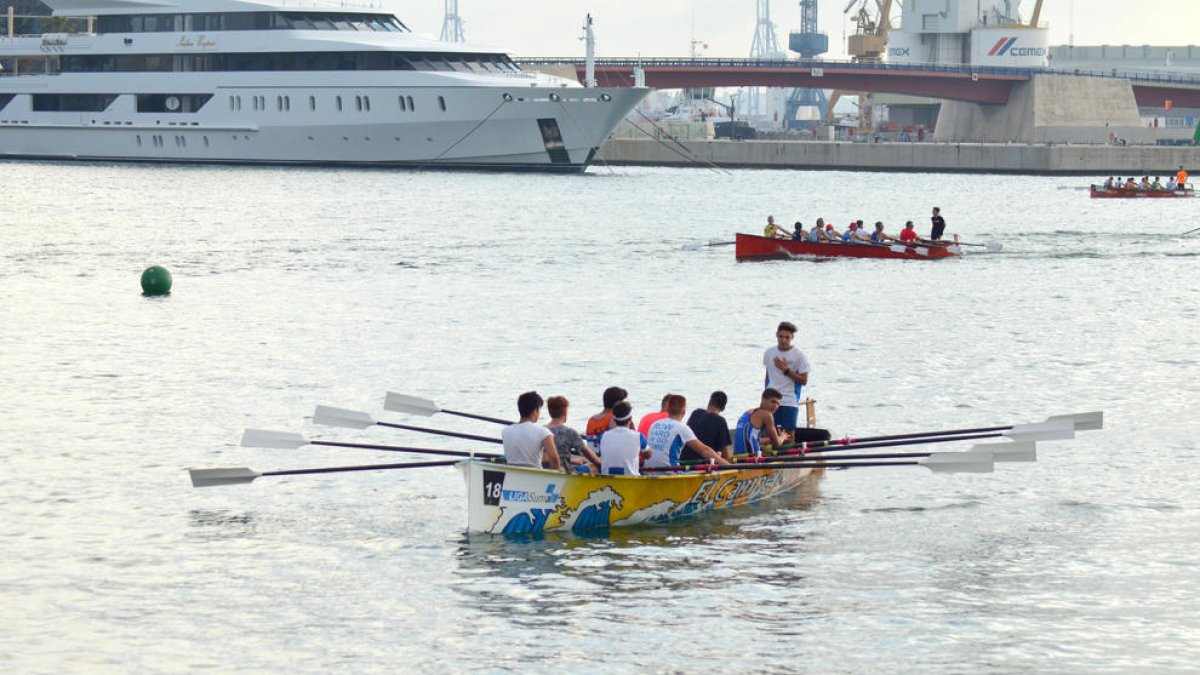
[141,266,173,296]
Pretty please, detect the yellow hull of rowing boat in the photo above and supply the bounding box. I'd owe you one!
[458,460,821,535]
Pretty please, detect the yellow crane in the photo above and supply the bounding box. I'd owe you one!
[1028,0,1046,26]
[831,0,895,130]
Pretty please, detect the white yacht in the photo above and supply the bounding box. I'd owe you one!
[0,0,647,171]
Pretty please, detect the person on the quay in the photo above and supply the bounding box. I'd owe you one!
[734,388,788,456]
[686,391,733,460]
[586,386,627,437]
[546,396,602,473]
[763,321,810,443]
[645,395,729,469]
[598,401,650,476]
[930,207,947,241]
[501,391,562,470]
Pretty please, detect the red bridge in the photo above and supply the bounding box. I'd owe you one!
[517,58,1200,108]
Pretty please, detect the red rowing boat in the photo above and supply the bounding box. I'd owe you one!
[735,233,962,261]
[1089,185,1195,199]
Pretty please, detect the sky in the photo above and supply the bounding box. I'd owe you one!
[381,1,1200,59]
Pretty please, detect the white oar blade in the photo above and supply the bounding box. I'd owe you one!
[1004,421,1074,442]
[919,450,994,473]
[1045,411,1103,432]
[947,246,963,255]
[242,429,309,449]
[313,405,376,430]
[890,244,907,253]
[986,242,1004,252]
[190,467,261,488]
[915,247,929,256]
[384,392,442,417]
[973,441,1037,463]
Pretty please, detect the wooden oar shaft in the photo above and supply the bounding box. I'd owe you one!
[816,425,1011,446]
[442,409,512,426]
[647,460,926,472]
[261,459,465,478]
[757,431,1003,458]
[311,440,500,459]
[375,421,502,444]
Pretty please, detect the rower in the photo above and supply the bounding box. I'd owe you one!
[1151,176,1164,191]
[841,222,856,243]
[1140,176,1151,191]
[644,394,729,469]
[808,218,824,243]
[734,388,788,456]
[1104,176,1115,189]
[899,221,919,244]
[598,401,650,476]
[792,221,808,241]
[1123,177,1137,190]
[586,386,627,437]
[764,215,792,239]
[686,391,734,460]
[501,391,562,470]
[825,223,843,242]
[546,395,602,473]
[871,221,896,243]
[851,223,873,244]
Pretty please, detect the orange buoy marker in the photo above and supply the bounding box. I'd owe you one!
[140,266,172,296]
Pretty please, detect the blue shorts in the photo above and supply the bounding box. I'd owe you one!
[773,406,799,430]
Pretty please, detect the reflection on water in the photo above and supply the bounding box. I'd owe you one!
[452,480,825,620]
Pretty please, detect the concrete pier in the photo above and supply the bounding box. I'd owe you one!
[597,138,1200,175]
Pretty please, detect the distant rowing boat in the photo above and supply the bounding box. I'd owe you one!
[734,233,962,261]
[1089,185,1195,199]
[460,459,820,535]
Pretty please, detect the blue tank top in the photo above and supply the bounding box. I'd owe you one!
[734,410,762,457]
[808,229,821,243]
[842,231,852,242]
[871,231,881,242]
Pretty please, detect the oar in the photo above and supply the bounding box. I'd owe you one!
[240,429,500,459]
[782,413,1098,449]
[313,405,502,444]
[647,450,995,474]
[383,393,510,426]
[1181,226,1200,237]
[748,427,1068,461]
[955,241,1004,252]
[892,242,932,256]
[721,441,1035,465]
[189,459,468,488]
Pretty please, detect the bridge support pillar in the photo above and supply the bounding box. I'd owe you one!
[934,75,1152,145]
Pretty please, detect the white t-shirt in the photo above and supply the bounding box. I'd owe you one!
[598,426,646,476]
[501,421,552,468]
[763,345,811,408]
[644,417,697,469]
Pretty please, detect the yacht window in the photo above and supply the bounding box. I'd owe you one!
[408,96,415,111]
[308,14,335,30]
[336,96,343,111]
[331,15,354,30]
[287,14,315,30]
[309,96,316,111]
[398,96,406,111]
[355,96,362,111]
[438,96,446,112]
[363,96,371,112]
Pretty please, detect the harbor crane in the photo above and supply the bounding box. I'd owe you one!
[829,0,895,130]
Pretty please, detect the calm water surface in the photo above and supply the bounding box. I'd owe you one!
[1,160,1198,673]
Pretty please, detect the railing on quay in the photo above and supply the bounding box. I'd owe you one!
[516,56,1200,87]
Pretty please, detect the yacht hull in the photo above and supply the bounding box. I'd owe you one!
[0,85,645,171]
